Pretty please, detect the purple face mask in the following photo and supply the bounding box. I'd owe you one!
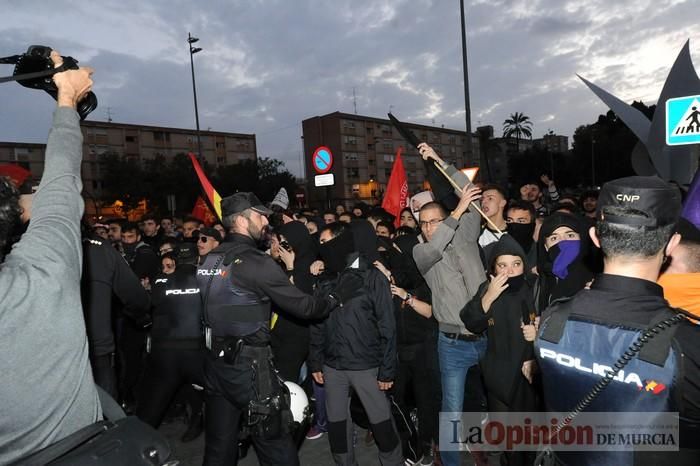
[548,240,581,279]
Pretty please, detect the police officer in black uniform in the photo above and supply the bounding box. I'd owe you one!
[198,192,359,466]
[81,230,150,398]
[137,258,205,434]
[535,176,700,465]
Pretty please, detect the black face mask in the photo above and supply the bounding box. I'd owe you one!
[122,242,137,256]
[318,231,355,275]
[507,223,535,251]
[505,274,525,293]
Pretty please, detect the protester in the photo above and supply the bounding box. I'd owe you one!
[309,222,403,466]
[461,235,539,466]
[534,212,595,312]
[0,51,100,463]
[477,184,508,249]
[399,207,418,230]
[412,142,486,466]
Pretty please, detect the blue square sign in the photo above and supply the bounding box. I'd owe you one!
[666,95,700,146]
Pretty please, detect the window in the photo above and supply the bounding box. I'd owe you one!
[216,142,225,149]
[342,120,356,128]
[344,135,357,145]
[125,135,136,143]
[153,131,170,142]
[449,135,456,144]
[383,143,393,152]
[346,167,359,179]
[367,143,374,150]
[450,147,456,154]
[344,152,358,161]
[217,156,226,164]
[383,154,394,163]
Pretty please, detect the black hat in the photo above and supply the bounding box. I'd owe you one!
[198,227,223,243]
[597,176,681,228]
[221,192,273,217]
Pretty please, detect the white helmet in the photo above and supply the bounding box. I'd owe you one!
[283,381,309,423]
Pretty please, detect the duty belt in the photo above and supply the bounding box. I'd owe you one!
[205,329,269,362]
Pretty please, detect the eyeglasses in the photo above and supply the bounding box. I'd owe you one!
[419,218,444,228]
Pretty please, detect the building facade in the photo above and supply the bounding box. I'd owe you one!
[301,112,479,209]
[0,121,257,198]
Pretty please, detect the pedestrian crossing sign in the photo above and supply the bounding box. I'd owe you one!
[666,95,700,146]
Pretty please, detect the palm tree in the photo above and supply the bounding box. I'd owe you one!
[503,112,533,152]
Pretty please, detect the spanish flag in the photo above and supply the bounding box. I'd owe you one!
[188,152,222,220]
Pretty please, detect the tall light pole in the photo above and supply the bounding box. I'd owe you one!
[188,33,203,159]
[460,0,474,166]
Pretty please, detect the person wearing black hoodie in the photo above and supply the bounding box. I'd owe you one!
[534,212,596,313]
[270,221,317,383]
[461,235,539,466]
[309,222,403,466]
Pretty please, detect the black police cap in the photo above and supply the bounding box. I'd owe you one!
[221,192,273,217]
[596,176,681,228]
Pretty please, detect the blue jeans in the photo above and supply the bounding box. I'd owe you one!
[438,332,487,466]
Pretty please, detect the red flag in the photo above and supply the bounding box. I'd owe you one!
[381,147,409,227]
[187,153,222,220]
[191,196,218,226]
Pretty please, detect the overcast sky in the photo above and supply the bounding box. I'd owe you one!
[1,0,697,176]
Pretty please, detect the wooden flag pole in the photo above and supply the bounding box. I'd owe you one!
[432,160,503,235]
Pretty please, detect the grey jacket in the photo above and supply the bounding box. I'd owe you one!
[0,108,101,463]
[413,163,486,335]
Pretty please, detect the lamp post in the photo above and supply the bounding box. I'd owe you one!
[188,33,203,160]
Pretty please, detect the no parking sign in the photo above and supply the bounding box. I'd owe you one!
[312,146,333,174]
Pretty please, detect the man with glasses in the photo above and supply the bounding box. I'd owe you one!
[412,142,486,466]
[196,227,223,265]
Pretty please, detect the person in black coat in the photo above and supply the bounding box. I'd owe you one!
[461,235,540,465]
[271,220,318,383]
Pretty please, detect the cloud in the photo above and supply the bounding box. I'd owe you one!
[0,0,698,176]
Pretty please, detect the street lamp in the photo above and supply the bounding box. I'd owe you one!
[188,33,203,160]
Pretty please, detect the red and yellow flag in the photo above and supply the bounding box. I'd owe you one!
[188,152,222,220]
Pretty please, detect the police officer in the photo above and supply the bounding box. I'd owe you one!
[136,256,206,439]
[535,176,700,465]
[198,192,359,466]
[81,229,150,398]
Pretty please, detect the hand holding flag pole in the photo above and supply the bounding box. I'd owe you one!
[388,113,502,234]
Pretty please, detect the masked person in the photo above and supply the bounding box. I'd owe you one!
[534,212,595,313]
[270,221,318,383]
[309,222,403,466]
[536,177,700,465]
[658,217,700,320]
[461,235,539,466]
[198,192,358,466]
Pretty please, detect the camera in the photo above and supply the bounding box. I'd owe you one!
[4,45,97,120]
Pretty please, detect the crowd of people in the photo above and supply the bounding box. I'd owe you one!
[2,55,699,466]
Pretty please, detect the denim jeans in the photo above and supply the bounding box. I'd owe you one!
[437,332,487,466]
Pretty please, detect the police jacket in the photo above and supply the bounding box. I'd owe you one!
[81,236,150,356]
[150,264,203,349]
[309,259,398,382]
[198,233,335,346]
[536,274,700,465]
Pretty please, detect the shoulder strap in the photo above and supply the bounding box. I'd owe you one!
[96,385,126,420]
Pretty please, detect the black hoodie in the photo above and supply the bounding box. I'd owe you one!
[535,213,595,312]
[461,235,537,408]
